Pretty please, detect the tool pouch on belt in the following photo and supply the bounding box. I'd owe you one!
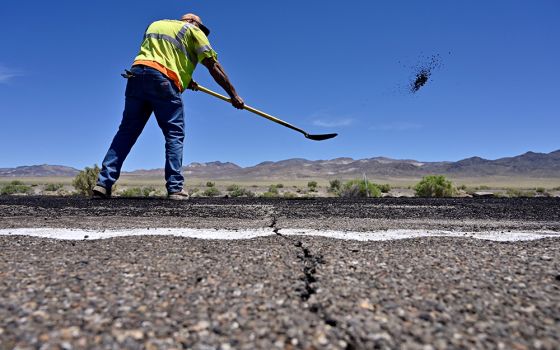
[121,69,135,79]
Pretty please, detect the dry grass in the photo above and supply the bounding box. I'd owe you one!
[1,175,559,192]
[0,177,75,186]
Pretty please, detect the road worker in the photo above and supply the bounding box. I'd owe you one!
[93,13,243,200]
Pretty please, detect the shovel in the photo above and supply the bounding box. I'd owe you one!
[195,85,338,141]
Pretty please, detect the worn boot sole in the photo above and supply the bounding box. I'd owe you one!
[92,185,111,199]
[168,192,190,200]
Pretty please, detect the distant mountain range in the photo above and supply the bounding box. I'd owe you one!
[0,165,81,177]
[1,150,559,179]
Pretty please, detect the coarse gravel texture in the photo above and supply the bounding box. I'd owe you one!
[0,196,559,349]
[301,237,560,350]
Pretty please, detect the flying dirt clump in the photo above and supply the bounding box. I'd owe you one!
[409,54,444,93]
[411,68,430,92]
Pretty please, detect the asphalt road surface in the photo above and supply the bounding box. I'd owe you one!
[1,196,559,349]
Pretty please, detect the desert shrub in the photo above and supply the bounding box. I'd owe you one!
[377,183,392,193]
[242,189,256,197]
[535,187,546,194]
[120,187,143,197]
[457,184,467,191]
[475,185,490,191]
[506,188,535,198]
[268,185,279,194]
[338,179,381,198]
[260,185,280,198]
[505,188,521,197]
[276,183,284,188]
[283,191,297,199]
[414,175,455,198]
[72,164,100,196]
[1,180,32,195]
[142,187,157,197]
[261,191,279,198]
[227,184,254,198]
[44,183,64,192]
[329,179,341,192]
[226,184,240,192]
[552,186,560,191]
[307,181,318,192]
[203,186,221,197]
[206,181,215,187]
[119,186,158,197]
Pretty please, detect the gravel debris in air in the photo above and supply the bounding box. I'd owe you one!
[409,54,444,93]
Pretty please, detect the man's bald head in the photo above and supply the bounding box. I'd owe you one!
[181,13,203,24]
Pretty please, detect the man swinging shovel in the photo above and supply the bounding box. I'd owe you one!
[93,13,244,200]
[93,12,337,200]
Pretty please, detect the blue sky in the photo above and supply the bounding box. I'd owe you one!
[1,0,559,170]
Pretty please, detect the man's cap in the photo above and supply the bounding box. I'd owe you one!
[181,13,211,37]
[198,23,211,37]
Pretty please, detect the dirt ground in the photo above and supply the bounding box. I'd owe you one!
[0,196,559,349]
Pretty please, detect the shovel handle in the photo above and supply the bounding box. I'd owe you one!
[195,85,307,136]
[196,84,231,103]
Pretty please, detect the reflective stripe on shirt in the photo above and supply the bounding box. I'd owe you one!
[195,45,212,55]
[145,23,197,66]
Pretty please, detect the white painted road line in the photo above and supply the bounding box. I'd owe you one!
[0,228,559,242]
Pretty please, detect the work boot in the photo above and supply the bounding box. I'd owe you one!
[92,185,111,199]
[168,189,190,200]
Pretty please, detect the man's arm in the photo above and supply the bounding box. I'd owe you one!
[200,57,244,109]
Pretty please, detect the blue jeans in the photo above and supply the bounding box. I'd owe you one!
[97,65,185,193]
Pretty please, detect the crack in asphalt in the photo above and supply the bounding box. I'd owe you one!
[292,240,322,301]
[269,214,318,300]
[269,213,358,349]
[268,215,279,235]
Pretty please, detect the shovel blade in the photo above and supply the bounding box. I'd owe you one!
[305,133,338,141]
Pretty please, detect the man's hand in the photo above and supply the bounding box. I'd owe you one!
[187,80,199,91]
[231,95,244,109]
